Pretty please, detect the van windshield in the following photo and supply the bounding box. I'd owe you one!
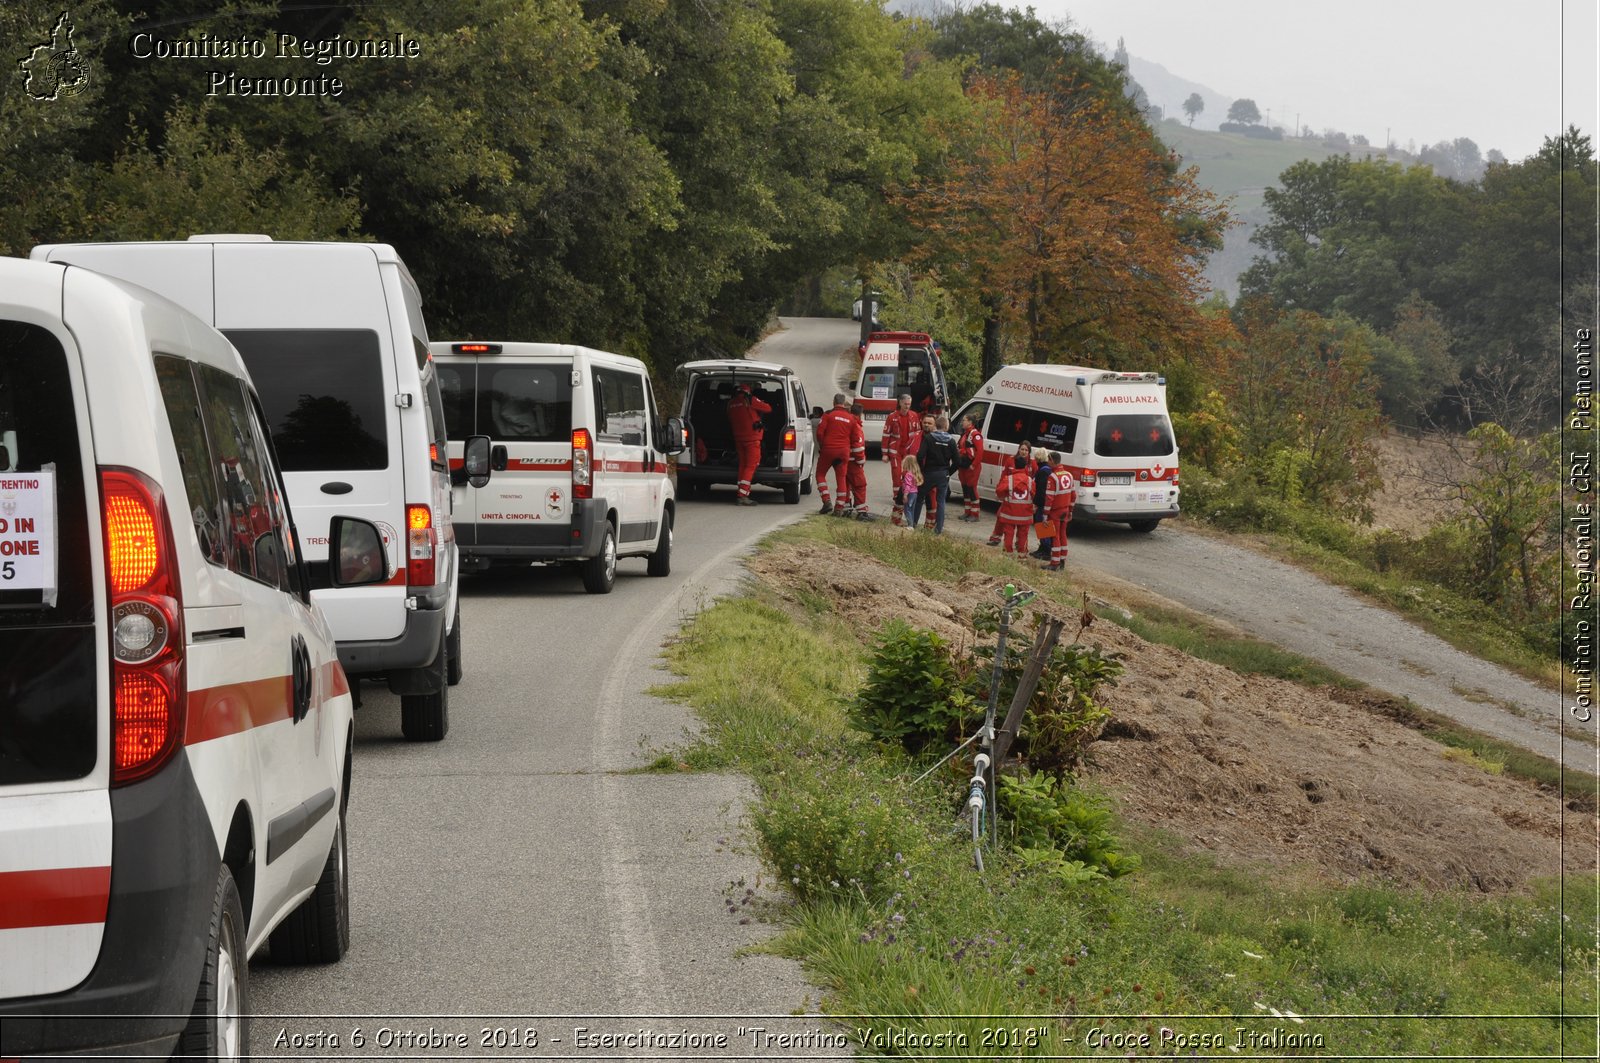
[861,348,937,408]
[0,320,95,785]
[223,329,389,471]
[1095,414,1175,458]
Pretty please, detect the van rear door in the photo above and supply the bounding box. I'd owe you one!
[477,355,575,550]
[0,279,111,999]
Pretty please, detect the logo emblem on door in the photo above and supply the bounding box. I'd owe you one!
[546,488,564,516]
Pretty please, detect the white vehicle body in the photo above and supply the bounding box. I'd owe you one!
[31,236,467,740]
[852,331,949,446]
[954,364,1181,532]
[429,341,683,594]
[0,258,370,1057]
[675,359,818,504]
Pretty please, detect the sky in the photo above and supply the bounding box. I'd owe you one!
[1022,0,1597,163]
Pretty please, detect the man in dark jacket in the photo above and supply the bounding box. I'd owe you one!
[916,413,960,535]
[1030,450,1054,558]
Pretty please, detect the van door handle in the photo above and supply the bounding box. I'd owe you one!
[291,635,312,723]
[491,445,508,471]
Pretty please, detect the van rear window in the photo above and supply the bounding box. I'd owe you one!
[481,365,572,442]
[1095,413,1175,458]
[0,320,96,785]
[223,329,388,471]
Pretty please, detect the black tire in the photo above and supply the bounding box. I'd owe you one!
[581,522,617,594]
[446,604,463,686]
[176,865,248,1059]
[647,512,673,577]
[783,479,801,504]
[677,478,698,499]
[268,799,350,964]
[801,474,813,496]
[400,631,449,741]
[1128,519,1161,534]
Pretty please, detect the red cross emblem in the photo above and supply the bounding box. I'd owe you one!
[1109,429,1123,443]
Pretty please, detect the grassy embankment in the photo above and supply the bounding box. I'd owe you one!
[651,518,1597,1058]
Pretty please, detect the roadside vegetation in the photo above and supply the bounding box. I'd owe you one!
[656,522,1596,1057]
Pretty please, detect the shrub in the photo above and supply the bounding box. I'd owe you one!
[847,621,978,754]
[996,770,1140,880]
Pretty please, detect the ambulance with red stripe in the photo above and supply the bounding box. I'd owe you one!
[31,236,489,743]
[852,331,949,450]
[430,342,685,594]
[0,257,388,1058]
[954,364,1181,533]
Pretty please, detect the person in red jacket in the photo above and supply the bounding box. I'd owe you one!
[847,402,874,520]
[814,393,855,515]
[1042,451,1077,571]
[882,393,920,525]
[987,441,1036,545]
[727,382,771,505]
[994,449,1036,555]
[957,412,984,521]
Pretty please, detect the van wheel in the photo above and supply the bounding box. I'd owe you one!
[801,474,813,496]
[582,523,617,594]
[783,479,801,504]
[401,632,449,741]
[176,865,248,1059]
[446,605,463,686]
[268,800,349,964]
[647,513,673,577]
[1128,519,1161,534]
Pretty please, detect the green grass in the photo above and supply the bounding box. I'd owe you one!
[1156,123,1349,209]
[1105,599,1361,689]
[656,568,1599,1057]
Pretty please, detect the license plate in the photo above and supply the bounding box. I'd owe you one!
[865,411,887,421]
[1099,474,1132,486]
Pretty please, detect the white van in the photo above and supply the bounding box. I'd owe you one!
[429,341,684,593]
[954,364,1180,533]
[30,236,489,741]
[0,257,387,1058]
[853,331,950,448]
[675,359,818,504]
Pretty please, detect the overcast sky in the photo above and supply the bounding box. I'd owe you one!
[1022,0,1597,162]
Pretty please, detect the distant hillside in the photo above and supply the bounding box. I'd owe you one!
[1154,120,1397,299]
[1126,54,1229,132]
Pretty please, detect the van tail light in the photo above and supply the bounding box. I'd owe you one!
[406,504,436,587]
[101,468,185,787]
[782,427,796,452]
[1080,471,1097,486]
[572,428,593,500]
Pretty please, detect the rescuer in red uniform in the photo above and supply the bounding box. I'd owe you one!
[995,450,1037,555]
[814,393,855,515]
[1042,452,1076,571]
[988,441,1036,545]
[957,412,984,521]
[727,383,771,505]
[882,393,920,525]
[847,403,873,519]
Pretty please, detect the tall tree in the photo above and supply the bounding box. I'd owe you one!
[1183,92,1204,126]
[1226,98,1261,125]
[901,73,1229,375]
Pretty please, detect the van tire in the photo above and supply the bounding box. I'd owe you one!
[401,633,450,741]
[783,480,801,504]
[1128,519,1161,534]
[446,605,463,686]
[801,474,813,496]
[177,865,248,1059]
[268,801,350,964]
[647,513,673,577]
[582,523,617,594]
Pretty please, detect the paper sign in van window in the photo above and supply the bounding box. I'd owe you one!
[0,468,58,606]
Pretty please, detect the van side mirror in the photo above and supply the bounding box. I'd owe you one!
[463,434,492,488]
[329,517,389,587]
[657,415,687,455]
[810,406,824,420]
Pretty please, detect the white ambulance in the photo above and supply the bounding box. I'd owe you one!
[30,236,488,742]
[852,331,949,448]
[953,364,1180,533]
[0,257,387,1058]
[429,341,685,593]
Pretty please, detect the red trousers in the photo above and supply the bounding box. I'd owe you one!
[735,438,761,498]
[848,460,869,509]
[1049,512,1070,563]
[998,518,1030,553]
[817,449,850,508]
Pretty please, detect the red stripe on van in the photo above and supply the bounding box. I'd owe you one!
[0,866,111,930]
[184,676,294,745]
[323,659,350,699]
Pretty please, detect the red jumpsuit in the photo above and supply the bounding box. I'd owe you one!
[814,404,855,513]
[989,456,1036,543]
[1044,467,1076,568]
[958,425,984,520]
[847,415,870,513]
[995,466,1035,554]
[882,408,920,524]
[727,390,771,500]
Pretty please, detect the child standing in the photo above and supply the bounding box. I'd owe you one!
[901,454,925,528]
